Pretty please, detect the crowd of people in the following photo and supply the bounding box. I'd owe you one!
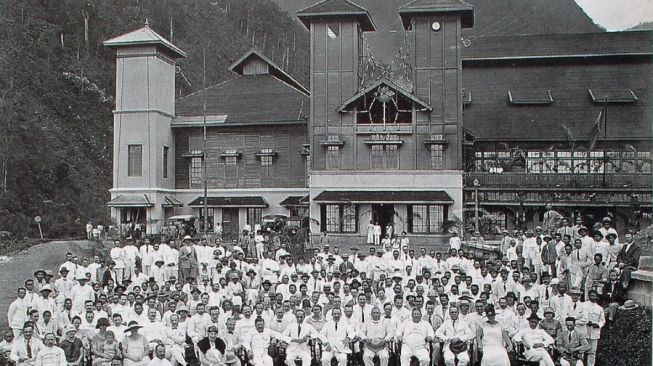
[1,212,644,366]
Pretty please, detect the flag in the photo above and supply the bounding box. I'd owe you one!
[588,106,603,151]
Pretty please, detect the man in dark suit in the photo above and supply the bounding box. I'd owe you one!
[601,270,626,322]
[556,316,589,366]
[616,230,641,289]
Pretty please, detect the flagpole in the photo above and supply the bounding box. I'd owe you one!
[602,97,608,187]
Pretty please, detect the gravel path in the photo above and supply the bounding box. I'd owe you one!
[0,240,100,328]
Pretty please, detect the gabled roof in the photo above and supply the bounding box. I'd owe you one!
[399,0,474,30]
[175,74,310,124]
[107,195,154,208]
[228,48,309,95]
[103,23,187,58]
[296,0,376,31]
[337,78,432,112]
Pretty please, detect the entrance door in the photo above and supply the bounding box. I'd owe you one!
[371,204,395,237]
[222,208,239,242]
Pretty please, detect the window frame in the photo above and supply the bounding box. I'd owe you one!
[407,204,446,234]
[162,146,169,179]
[247,208,262,226]
[321,204,358,233]
[127,144,143,177]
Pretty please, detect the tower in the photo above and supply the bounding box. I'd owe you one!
[399,0,474,170]
[103,23,186,233]
[297,0,376,171]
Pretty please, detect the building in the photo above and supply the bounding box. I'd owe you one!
[103,0,652,245]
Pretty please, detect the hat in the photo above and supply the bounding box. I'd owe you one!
[549,278,560,285]
[620,300,639,310]
[247,269,256,275]
[327,256,335,261]
[578,226,588,232]
[44,270,55,278]
[502,229,509,234]
[64,324,77,334]
[527,313,541,321]
[183,235,192,241]
[449,339,468,354]
[176,305,189,313]
[223,351,240,364]
[191,287,201,294]
[505,291,516,299]
[543,234,552,240]
[569,287,582,295]
[95,318,110,328]
[60,267,69,273]
[358,253,366,257]
[207,325,219,333]
[451,264,460,270]
[300,273,309,278]
[115,285,127,292]
[76,274,88,281]
[155,259,165,265]
[34,269,46,277]
[592,230,604,238]
[543,307,555,315]
[535,226,543,231]
[262,280,272,286]
[350,247,359,251]
[602,217,612,223]
[124,321,143,332]
[39,284,53,293]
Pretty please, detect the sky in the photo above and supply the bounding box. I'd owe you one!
[576,0,653,30]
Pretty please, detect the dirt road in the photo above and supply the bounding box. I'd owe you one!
[0,240,100,328]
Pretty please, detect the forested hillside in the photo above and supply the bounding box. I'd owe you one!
[0,0,309,237]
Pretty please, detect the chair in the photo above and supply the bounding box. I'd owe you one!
[513,342,555,366]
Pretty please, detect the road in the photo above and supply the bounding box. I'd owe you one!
[0,240,100,328]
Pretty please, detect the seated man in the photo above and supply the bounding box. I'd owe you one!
[513,314,555,366]
[556,317,589,366]
[244,318,290,366]
[282,309,318,366]
[319,308,356,366]
[435,306,474,366]
[396,308,435,366]
[361,306,392,366]
[197,325,227,366]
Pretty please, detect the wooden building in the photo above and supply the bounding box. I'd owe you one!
[103,0,652,244]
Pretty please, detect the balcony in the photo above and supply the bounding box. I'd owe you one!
[464,172,651,189]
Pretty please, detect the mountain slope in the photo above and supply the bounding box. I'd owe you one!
[0,0,309,237]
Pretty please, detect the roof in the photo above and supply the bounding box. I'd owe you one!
[188,196,269,208]
[162,195,184,208]
[399,0,474,29]
[313,190,454,204]
[462,55,652,141]
[337,78,432,112]
[280,195,310,206]
[107,195,154,208]
[229,48,309,95]
[175,74,310,124]
[103,23,187,58]
[296,0,376,31]
[463,31,653,60]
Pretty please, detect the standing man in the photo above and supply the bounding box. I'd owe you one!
[367,221,375,245]
[8,288,28,338]
[542,203,562,235]
[110,240,126,283]
[555,317,589,366]
[583,291,605,366]
[373,223,382,246]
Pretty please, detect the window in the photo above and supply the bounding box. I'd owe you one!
[190,149,203,187]
[326,145,341,170]
[198,208,214,232]
[327,23,340,39]
[589,151,604,173]
[258,148,274,176]
[225,156,238,165]
[321,204,358,233]
[289,206,308,218]
[430,144,444,169]
[247,208,262,226]
[162,146,169,178]
[638,151,651,174]
[573,151,589,174]
[371,144,398,170]
[128,145,142,177]
[356,85,413,125]
[407,205,445,234]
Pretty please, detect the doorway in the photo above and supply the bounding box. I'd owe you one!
[371,204,395,237]
[222,208,240,242]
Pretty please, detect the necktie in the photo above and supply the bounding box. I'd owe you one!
[577,251,580,260]
[298,324,301,337]
[27,340,32,358]
[335,321,338,331]
[573,303,577,311]
[569,331,572,343]
[545,287,550,300]
[361,309,365,323]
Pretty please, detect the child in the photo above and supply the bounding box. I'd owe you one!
[92,331,121,366]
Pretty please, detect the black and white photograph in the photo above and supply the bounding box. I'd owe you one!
[0,0,651,366]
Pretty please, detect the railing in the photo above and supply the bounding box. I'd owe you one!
[465,172,651,189]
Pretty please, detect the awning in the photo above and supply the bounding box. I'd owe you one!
[162,195,184,208]
[280,195,309,206]
[313,190,454,204]
[188,196,268,208]
[107,195,154,208]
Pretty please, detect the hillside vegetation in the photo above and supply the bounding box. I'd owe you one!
[0,0,309,238]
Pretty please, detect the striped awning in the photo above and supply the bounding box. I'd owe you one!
[162,195,184,208]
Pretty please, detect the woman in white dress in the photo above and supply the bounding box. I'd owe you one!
[476,304,511,366]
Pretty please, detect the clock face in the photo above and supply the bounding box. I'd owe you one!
[431,21,441,31]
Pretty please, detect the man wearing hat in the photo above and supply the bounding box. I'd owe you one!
[70,275,94,314]
[513,313,555,366]
[34,285,57,325]
[54,267,74,301]
[598,217,618,244]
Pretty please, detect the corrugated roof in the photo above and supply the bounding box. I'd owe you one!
[296,0,376,31]
[313,190,454,203]
[280,195,310,206]
[103,24,187,58]
[188,196,268,208]
[463,31,653,60]
[175,74,310,124]
[162,196,184,208]
[399,0,474,29]
[462,57,653,141]
[107,195,154,208]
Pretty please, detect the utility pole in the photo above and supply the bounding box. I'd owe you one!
[203,47,209,237]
